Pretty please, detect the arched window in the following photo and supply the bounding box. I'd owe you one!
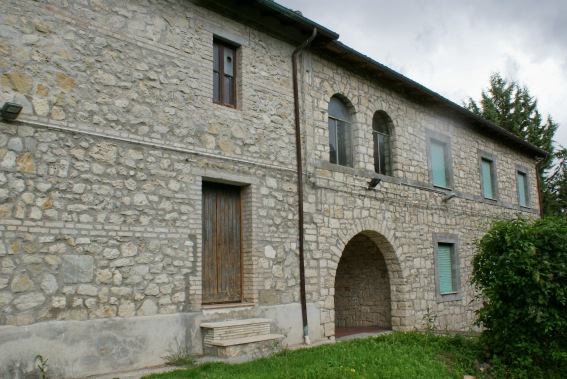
[372,112,392,175]
[328,96,353,167]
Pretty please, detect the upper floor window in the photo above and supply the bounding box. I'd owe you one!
[426,131,453,189]
[516,168,529,207]
[328,96,353,167]
[372,112,392,175]
[478,151,498,200]
[430,140,448,187]
[213,40,236,107]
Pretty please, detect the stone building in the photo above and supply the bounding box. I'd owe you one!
[0,0,546,377]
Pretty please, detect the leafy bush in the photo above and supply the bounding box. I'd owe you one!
[472,217,567,378]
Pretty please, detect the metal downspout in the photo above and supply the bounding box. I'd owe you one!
[292,28,317,345]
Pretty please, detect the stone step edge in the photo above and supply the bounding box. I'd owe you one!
[206,333,285,347]
[200,318,272,329]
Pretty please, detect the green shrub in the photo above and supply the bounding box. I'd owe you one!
[472,216,567,378]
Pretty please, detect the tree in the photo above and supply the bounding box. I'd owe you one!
[465,73,563,215]
[544,147,567,215]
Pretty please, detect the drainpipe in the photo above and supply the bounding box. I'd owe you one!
[292,28,317,345]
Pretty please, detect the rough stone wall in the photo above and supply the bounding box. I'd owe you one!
[0,0,542,359]
[334,234,391,328]
[300,52,540,338]
[1,0,295,166]
[0,0,303,330]
[0,124,199,325]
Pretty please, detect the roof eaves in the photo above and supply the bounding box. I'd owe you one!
[255,0,339,41]
[194,0,339,45]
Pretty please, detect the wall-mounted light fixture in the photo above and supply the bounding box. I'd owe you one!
[367,178,381,189]
[1,102,23,121]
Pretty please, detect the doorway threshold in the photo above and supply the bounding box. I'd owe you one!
[201,302,255,314]
[335,326,391,341]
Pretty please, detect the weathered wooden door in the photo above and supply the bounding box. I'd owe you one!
[202,182,242,304]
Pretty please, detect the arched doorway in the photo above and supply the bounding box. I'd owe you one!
[334,233,392,336]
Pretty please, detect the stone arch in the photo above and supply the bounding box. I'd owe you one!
[327,92,359,123]
[327,218,409,332]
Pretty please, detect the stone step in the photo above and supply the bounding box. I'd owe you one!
[201,318,284,357]
[200,318,271,329]
[201,318,273,343]
[207,333,284,347]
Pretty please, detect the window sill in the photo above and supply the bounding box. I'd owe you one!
[201,302,255,314]
[436,292,461,303]
[201,302,254,310]
[213,101,238,110]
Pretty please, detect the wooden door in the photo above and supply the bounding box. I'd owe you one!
[202,182,242,304]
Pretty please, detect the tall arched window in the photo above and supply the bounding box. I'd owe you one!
[328,96,353,167]
[372,112,392,175]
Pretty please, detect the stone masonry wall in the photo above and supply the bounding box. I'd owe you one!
[0,123,200,325]
[299,51,540,338]
[0,0,543,350]
[0,0,304,329]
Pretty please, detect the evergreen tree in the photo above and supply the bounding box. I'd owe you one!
[466,73,563,216]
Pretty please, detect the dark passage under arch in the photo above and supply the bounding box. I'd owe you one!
[334,233,392,332]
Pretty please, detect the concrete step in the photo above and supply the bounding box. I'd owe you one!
[201,318,284,357]
[200,318,272,329]
[208,333,284,347]
[201,318,272,343]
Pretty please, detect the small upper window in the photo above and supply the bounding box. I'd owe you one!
[213,40,236,107]
[372,112,392,175]
[517,170,529,207]
[328,96,353,167]
[429,138,451,188]
[479,154,498,200]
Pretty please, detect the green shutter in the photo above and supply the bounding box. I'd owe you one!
[431,141,447,187]
[481,159,493,199]
[438,243,454,294]
[517,172,527,206]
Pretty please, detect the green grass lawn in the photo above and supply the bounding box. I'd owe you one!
[143,332,485,379]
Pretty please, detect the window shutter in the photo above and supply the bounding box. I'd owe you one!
[517,172,527,206]
[438,243,453,294]
[431,141,447,187]
[481,159,493,198]
[213,42,220,102]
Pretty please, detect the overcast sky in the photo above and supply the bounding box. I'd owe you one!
[277,0,567,149]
